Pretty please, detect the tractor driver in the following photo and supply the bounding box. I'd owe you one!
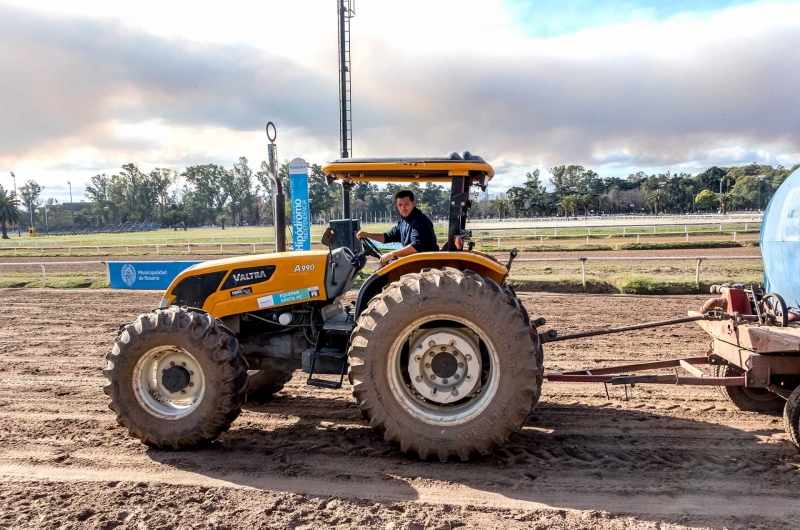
[356,190,439,266]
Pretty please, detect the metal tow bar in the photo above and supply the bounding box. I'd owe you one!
[540,310,746,388]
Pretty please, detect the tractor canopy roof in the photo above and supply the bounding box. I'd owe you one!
[321,152,493,186]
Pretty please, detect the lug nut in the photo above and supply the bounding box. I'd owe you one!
[189,382,194,387]
[449,340,456,346]
[442,378,448,384]
[425,363,431,369]
[428,341,435,347]
[458,362,464,368]
[415,375,423,382]
[440,346,446,352]
[181,362,186,367]
[162,369,166,373]
[170,361,175,366]
[466,375,472,381]
[430,374,436,380]
[452,389,459,397]
[465,355,472,361]
[454,374,460,380]
[415,356,422,362]
[180,390,186,394]
[453,350,460,356]
[189,371,194,376]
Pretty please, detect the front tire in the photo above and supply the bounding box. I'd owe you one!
[103,307,247,449]
[246,365,294,403]
[348,268,542,461]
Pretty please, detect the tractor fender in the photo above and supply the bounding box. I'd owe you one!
[355,251,508,317]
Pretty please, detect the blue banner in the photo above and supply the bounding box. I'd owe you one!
[289,157,311,251]
[108,261,201,290]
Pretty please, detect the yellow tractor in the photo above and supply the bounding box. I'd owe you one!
[104,154,544,461]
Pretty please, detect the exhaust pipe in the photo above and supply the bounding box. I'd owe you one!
[266,122,286,253]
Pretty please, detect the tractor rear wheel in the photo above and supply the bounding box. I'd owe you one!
[714,364,784,413]
[246,366,294,403]
[782,385,800,448]
[348,268,542,461]
[103,307,247,449]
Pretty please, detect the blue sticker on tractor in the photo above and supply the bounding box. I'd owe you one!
[108,261,201,290]
[257,286,320,308]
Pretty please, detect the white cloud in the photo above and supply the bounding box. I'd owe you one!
[0,0,799,200]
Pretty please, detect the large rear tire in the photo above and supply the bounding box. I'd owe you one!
[714,364,785,413]
[103,307,247,449]
[348,268,542,461]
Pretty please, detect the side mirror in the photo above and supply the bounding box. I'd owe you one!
[321,227,337,248]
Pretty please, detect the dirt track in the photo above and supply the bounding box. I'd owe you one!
[1,289,798,529]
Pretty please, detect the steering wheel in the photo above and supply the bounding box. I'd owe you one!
[761,293,789,327]
[360,238,383,260]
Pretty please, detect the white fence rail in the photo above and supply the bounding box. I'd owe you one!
[0,261,109,287]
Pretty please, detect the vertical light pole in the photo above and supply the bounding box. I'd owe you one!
[29,201,34,230]
[758,175,765,211]
[10,172,20,236]
[67,181,73,203]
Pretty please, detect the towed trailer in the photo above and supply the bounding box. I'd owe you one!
[542,285,800,446]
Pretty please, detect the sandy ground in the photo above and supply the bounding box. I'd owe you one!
[1,289,798,529]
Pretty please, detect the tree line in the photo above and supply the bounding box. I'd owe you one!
[1,160,797,237]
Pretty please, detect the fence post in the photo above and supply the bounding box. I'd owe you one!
[733,231,737,242]
[252,243,256,253]
[685,232,689,242]
[695,259,702,286]
[623,227,626,236]
[586,235,589,246]
[744,223,748,231]
[40,264,46,287]
[220,244,223,253]
[540,236,543,246]
[637,234,640,243]
[187,243,191,253]
[156,245,160,255]
[580,258,587,292]
[126,246,129,254]
[496,237,500,248]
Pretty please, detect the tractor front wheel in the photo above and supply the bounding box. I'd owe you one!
[103,307,247,449]
[348,268,542,461]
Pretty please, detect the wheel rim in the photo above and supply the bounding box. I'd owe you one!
[133,346,205,420]
[386,315,500,426]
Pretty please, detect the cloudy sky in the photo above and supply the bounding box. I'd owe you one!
[1,0,799,203]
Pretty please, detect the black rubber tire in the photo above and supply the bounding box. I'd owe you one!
[103,307,248,449]
[348,267,542,462]
[246,366,294,403]
[782,385,800,448]
[713,363,785,413]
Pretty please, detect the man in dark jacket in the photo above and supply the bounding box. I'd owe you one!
[356,190,439,266]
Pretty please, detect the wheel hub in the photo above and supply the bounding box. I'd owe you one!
[408,329,480,404]
[132,346,205,420]
[162,365,191,393]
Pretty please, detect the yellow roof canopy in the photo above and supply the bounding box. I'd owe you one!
[321,155,494,187]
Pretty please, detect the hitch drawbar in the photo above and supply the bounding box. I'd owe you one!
[538,310,727,344]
